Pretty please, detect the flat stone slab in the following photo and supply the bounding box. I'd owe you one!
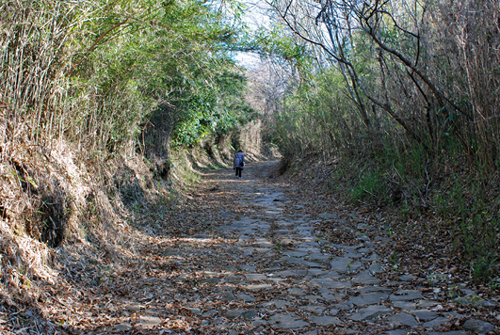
[299,305,324,315]
[356,286,392,294]
[317,287,345,301]
[416,300,438,308]
[350,305,393,321]
[137,316,162,328]
[423,317,451,329]
[463,319,496,333]
[237,293,256,302]
[245,273,268,281]
[363,253,380,262]
[114,322,133,331]
[393,301,416,311]
[241,264,256,271]
[268,313,309,329]
[278,256,323,268]
[387,312,418,327]
[226,310,244,319]
[349,292,389,306]
[390,290,423,301]
[411,309,438,321]
[220,211,237,218]
[284,251,309,257]
[385,330,412,335]
[265,300,290,309]
[369,262,384,273]
[288,287,306,296]
[222,292,237,301]
[241,310,258,320]
[309,278,352,289]
[319,271,341,279]
[246,283,273,291]
[352,271,381,285]
[311,315,341,326]
[307,253,331,263]
[399,274,416,281]
[274,270,298,277]
[306,268,327,277]
[330,257,353,272]
[318,213,337,219]
[344,251,364,259]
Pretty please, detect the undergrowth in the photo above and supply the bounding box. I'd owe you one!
[282,148,500,285]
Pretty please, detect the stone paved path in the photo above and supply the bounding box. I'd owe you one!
[162,161,491,335]
[104,161,496,334]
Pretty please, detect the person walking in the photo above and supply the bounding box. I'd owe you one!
[233,149,245,179]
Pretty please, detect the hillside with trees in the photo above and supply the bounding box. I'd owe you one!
[259,0,499,286]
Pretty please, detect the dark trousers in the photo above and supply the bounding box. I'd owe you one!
[235,167,242,177]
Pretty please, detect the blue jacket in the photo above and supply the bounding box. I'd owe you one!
[233,151,245,169]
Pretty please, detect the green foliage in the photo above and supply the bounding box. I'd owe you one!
[1,0,254,154]
[471,254,498,285]
[349,168,388,204]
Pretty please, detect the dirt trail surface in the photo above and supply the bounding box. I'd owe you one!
[21,161,497,334]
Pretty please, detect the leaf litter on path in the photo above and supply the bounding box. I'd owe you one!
[4,161,498,334]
